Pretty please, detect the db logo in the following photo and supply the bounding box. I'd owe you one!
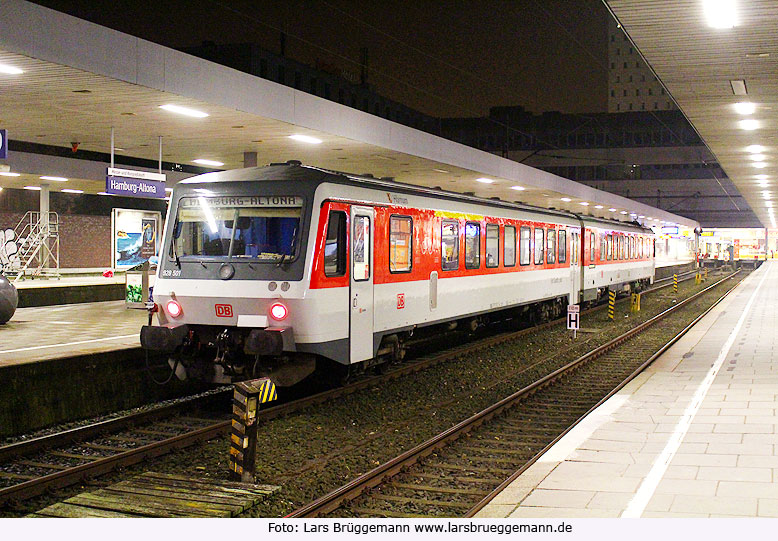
[215,304,233,317]
[397,293,405,309]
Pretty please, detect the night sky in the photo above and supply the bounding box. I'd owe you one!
[30,0,609,118]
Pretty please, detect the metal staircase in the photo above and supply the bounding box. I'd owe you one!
[4,211,60,282]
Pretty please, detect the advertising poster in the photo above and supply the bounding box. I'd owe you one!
[141,218,157,259]
[112,209,162,268]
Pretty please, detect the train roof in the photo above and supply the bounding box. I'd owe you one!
[179,161,654,234]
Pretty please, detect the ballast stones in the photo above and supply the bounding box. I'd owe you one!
[0,275,18,324]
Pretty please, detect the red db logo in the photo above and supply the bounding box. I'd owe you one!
[215,304,233,317]
[397,294,405,309]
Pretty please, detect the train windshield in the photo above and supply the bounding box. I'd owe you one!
[172,195,302,261]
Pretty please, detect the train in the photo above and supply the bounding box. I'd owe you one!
[141,161,656,386]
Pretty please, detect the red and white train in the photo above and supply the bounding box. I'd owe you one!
[141,162,655,385]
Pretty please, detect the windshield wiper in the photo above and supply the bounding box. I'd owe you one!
[276,226,298,268]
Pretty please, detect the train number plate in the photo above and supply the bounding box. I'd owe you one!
[215,304,234,317]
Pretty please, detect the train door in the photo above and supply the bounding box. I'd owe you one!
[350,206,375,363]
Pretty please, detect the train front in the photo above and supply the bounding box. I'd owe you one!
[141,166,316,385]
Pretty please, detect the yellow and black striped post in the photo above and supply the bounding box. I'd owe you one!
[631,293,641,313]
[695,272,701,285]
[608,290,616,320]
[229,377,277,482]
[673,274,678,294]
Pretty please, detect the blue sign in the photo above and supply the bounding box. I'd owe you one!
[0,129,7,160]
[106,176,166,198]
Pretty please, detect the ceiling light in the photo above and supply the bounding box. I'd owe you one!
[579,202,590,206]
[763,191,771,198]
[192,159,224,167]
[97,192,115,196]
[288,134,322,144]
[510,186,525,191]
[560,197,572,202]
[639,215,645,218]
[476,177,494,184]
[594,205,604,209]
[753,162,768,168]
[750,154,766,161]
[40,176,67,182]
[739,119,759,130]
[620,211,628,215]
[733,102,756,115]
[24,186,41,191]
[609,208,618,212]
[0,63,23,74]
[159,104,208,118]
[0,172,21,177]
[704,0,738,29]
[746,145,766,153]
[61,189,84,194]
[433,168,449,173]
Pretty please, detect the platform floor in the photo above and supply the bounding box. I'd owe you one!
[477,261,778,518]
[12,273,126,289]
[0,300,147,367]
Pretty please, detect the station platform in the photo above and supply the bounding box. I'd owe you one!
[477,261,778,518]
[0,300,146,367]
[12,272,128,307]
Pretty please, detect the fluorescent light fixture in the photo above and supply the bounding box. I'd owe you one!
[739,119,759,130]
[639,215,645,218]
[753,162,768,168]
[560,197,572,202]
[61,189,84,194]
[192,159,224,167]
[475,177,494,184]
[0,63,23,75]
[0,172,21,177]
[97,192,115,196]
[24,186,41,191]
[763,191,771,198]
[756,174,769,180]
[620,211,628,215]
[510,185,525,191]
[730,79,747,95]
[159,104,209,118]
[704,0,738,29]
[594,205,604,209]
[609,208,618,212]
[579,202,590,206]
[746,145,766,154]
[40,176,67,182]
[288,134,322,144]
[433,168,449,173]
[733,102,756,115]
[751,154,766,161]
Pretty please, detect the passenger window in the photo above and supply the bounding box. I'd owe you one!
[353,215,370,281]
[600,234,607,262]
[504,225,516,267]
[520,226,531,266]
[486,224,499,268]
[590,232,595,263]
[546,229,556,264]
[559,230,567,263]
[465,222,481,269]
[324,210,347,277]
[441,220,459,271]
[389,215,412,272]
[639,238,643,258]
[607,235,613,260]
[534,228,544,265]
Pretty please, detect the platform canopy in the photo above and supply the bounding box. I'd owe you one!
[605,0,777,229]
[0,0,697,228]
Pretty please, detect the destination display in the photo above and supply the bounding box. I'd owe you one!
[179,195,303,207]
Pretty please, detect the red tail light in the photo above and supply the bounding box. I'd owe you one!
[269,302,288,321]
[166,300,183,318]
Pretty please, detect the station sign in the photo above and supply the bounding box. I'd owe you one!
[106,167,167,198]
[566,304,580,330]
[0,129,7,160]
[661,226,679,235]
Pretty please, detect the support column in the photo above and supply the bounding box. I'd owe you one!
[39,183,50,270]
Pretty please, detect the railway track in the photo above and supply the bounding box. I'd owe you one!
[0,267,712,509]
[287,270,741,518]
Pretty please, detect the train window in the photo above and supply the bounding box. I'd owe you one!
[590,232,595,263]
[486,224,499,268]
[353,215,370,281]
[600,234,607,262]
[520,226,531,265]
[465,222,481,269]
[504,225,516,267]
[559,230,567,263]
[441,220,459,271]
[607,235,613,261]
[324,210,347,277]
[639,238,643,258]
[546,229,556,264]
[534,228,544,265]
[389,215,412,273]
[630,237,634,259]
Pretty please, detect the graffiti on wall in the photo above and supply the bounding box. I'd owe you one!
[0,229,19,271]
